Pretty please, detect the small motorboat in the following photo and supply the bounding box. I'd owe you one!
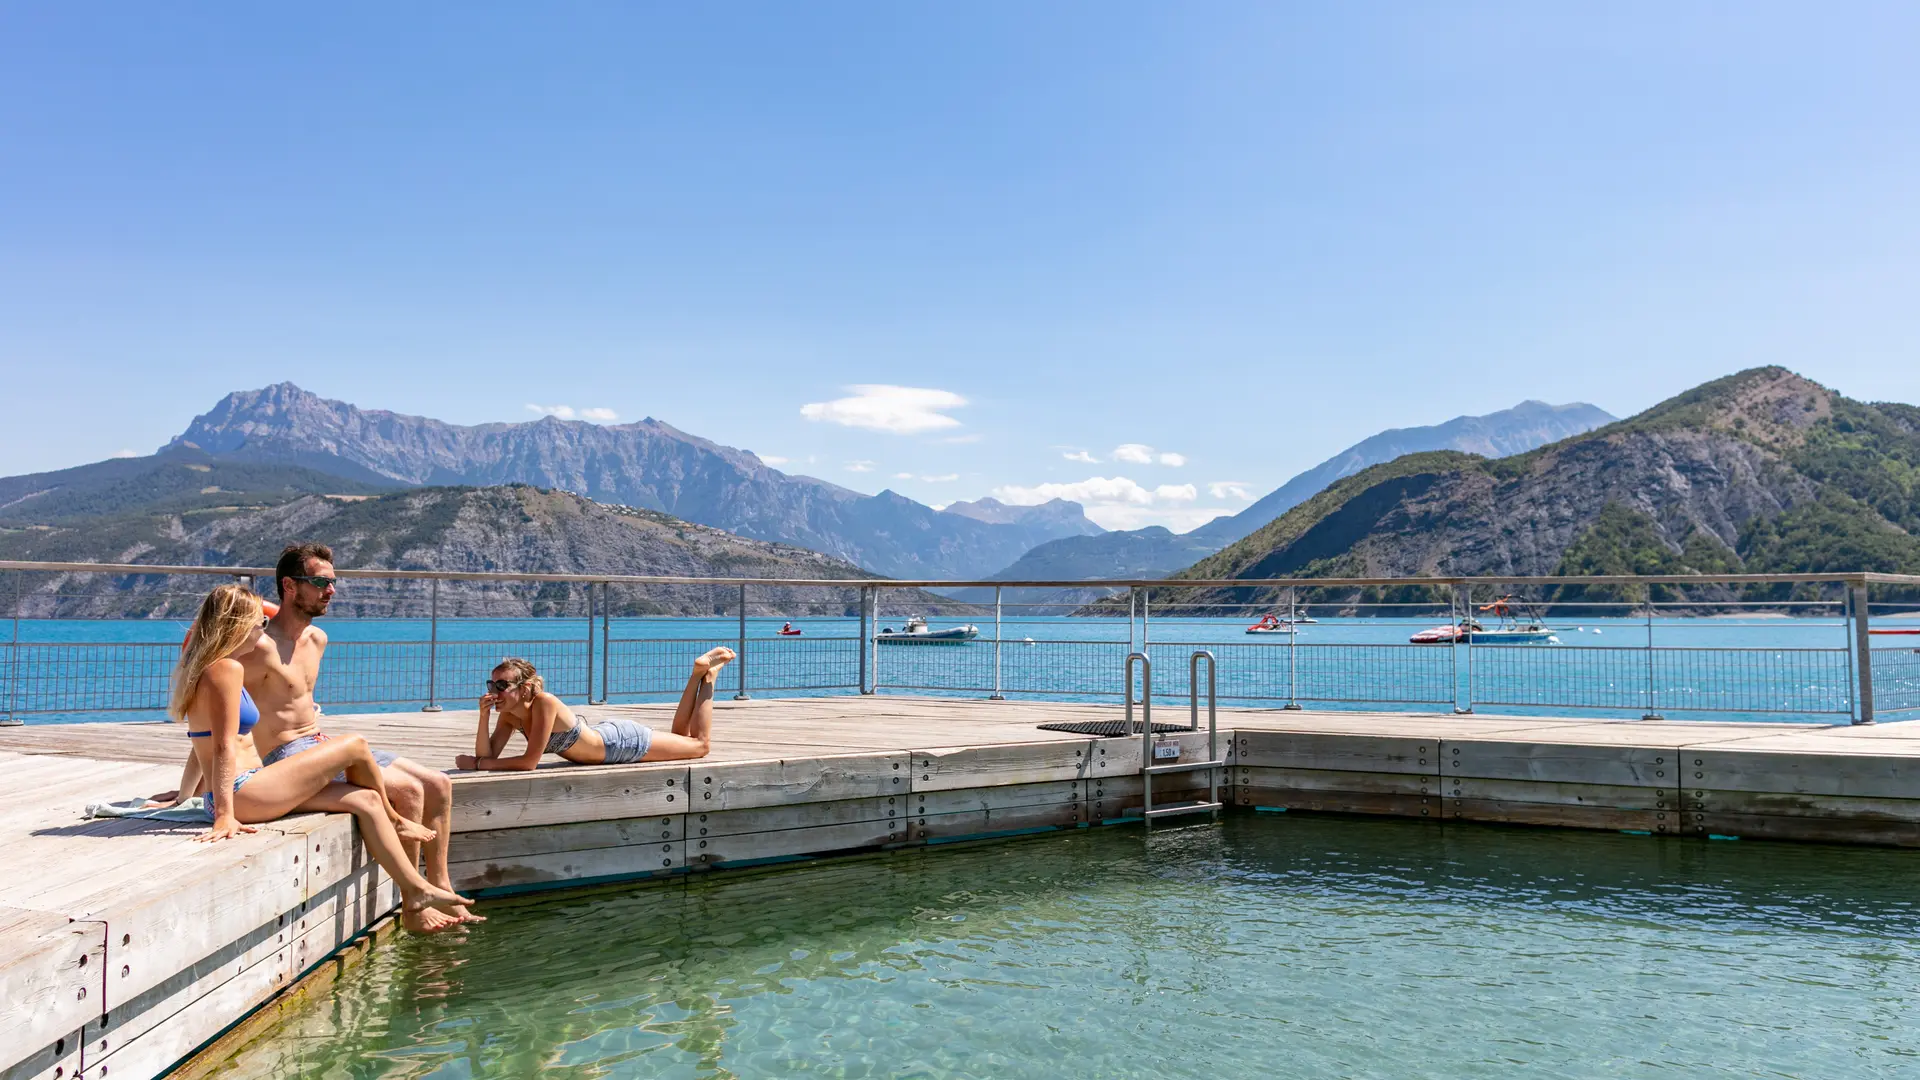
[776,622,803,636]
[1410,620,1477,644]
[1245,614,1298,635]
[1412,597,1559,644]
[876,615,979,645]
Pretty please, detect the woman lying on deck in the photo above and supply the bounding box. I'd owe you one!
[454,648,732,772]
[160,584,472,922]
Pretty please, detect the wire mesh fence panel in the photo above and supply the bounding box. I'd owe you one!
[1,642,181,715]
[874,639,996,694]
[1872,645,1920,714]
[606,637,742,697]
[319,638,592,707]
[1145,642,1452,706]
[1650,647,1853,716]
[1469,646,1651,712]
[996,640,1131,697]
[752,636,862,691]
[1295,643,1455,706]
[1470,645,1853,716]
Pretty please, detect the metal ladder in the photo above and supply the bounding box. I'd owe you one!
[1124,651,1226,825]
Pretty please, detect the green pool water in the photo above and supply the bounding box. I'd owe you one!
[204,817,1920,1078]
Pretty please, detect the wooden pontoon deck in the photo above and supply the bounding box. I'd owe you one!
[7,696,1920,1080]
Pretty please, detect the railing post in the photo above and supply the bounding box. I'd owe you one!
[599,582,610,704]
[990,585,1004,700]
[421,578,442,713]
[858,585,871,694]
[734,582,750,701]
[1284,586,1301,710]
[1642,591,1663,720]
[871,586,883,695]
[584,580,596,704]
[3,572,21,726]
[1460,582,1475,715]
[1128,588,1140,703]
[1448,582,1464,713]
[1853,579,1875,725]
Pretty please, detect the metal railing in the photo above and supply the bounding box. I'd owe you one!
[1,561,1915,726]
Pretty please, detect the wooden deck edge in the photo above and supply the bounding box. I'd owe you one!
[161,915,401,1080]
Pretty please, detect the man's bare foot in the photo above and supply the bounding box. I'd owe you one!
[393,817,437,844]
[402,906,462,934]
[404,883,477,919]
[694,646,736,679]
[450,905,487,924]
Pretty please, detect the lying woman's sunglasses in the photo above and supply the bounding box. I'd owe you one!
[486,678,523,693]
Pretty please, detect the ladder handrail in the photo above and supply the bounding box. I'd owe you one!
[1124,652,1150,737]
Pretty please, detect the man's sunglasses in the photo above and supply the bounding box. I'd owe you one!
[287,575,337,589]
[486,678,523,694]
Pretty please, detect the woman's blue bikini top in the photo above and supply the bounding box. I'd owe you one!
[186,688,260,738]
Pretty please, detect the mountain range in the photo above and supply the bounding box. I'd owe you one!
[151,382,1101,580]
[0,483,970,618]
[1152,367,1920,611]
[967,399,1616,600]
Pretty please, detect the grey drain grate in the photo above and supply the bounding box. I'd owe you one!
[1036,720,1190,737]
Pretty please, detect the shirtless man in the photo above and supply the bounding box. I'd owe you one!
[240,542,480,933]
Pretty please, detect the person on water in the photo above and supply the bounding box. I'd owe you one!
[455,648,734,771]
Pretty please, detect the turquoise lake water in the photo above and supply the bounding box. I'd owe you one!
[9,614,1916,724]
[202,815,1920,1079]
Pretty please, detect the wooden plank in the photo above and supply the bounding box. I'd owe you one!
[1234,730,1436,774]
[910,739,1097,791]
[0,909,102,1080]
[290,814,396,961]
[1688,748,1920,800]
[1441,740,1680,789]
[450,764,691,831]
[77,945,292,1080]
[1233,784,1439,819]
[694,818,907,868]
[452,813,686,863]
[84,832,307,1068]
[449,839,686,893]
[689,752,910,812]
[1447,797,1679,834]
[1229,764,1440,819]
[909,800,1084,841]
[690,798,899,840]
[914,781,1083,817]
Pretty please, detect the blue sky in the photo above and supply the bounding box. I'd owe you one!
[3,3,1917,530]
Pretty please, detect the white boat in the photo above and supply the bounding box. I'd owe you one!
[876,615,979,645]
[1464,596,1559,645]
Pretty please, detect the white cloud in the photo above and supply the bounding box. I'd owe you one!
[1208,481,1256,501]
[1062,450,1099,464]
[894,472,915,480]
[993,475,1218,529]
[526,403,617,423]
[758,455,790,467]
[921,473,959,483]
[1111,443,1155,464]
[845,460,876,473]
[800,385,967,435]
[110,449,139,459]
[1157,452,1187,467]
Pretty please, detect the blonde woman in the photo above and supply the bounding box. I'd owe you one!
[167,584,474,925]
[455,647,732,771]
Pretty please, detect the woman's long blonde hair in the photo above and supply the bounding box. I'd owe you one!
[168,584,264,721]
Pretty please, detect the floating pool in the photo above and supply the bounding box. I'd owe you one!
[202,817,1920,1078]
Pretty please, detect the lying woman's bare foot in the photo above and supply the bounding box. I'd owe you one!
[404,883,477,919]
[693,646,736,678]
[450,905,487,924]
[393,817,437,844]
[402,906,462,935]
